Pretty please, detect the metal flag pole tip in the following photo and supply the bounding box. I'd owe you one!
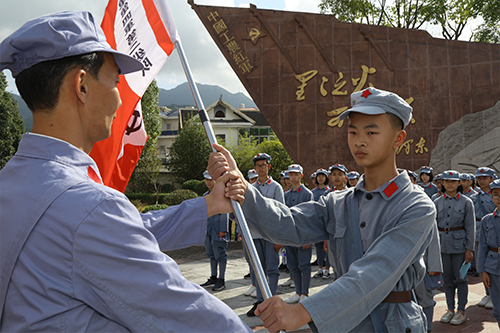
[174,40,275,302]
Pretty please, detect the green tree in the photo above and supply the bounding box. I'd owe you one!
[127,80,162,195]
[0,72,24,170]
[472,0,500,42]
[168,117,213,183]
[226,132,293,181]
[319,0,498,41]
[226,131,259,177]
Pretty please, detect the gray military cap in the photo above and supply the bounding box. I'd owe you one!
[339,87,413,128]
[0,11,143,77]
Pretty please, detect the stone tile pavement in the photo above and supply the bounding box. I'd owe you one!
[172,243,499,332]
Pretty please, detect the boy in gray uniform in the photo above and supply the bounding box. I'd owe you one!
[246,153,285,316]
[473,167,497,308]
[208,87,436,332]
[200,171,229,291]
[477,179,500,328]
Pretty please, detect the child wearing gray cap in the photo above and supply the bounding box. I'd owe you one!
[209,87,437,332]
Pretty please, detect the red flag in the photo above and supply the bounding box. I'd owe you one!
[90,0,179,192]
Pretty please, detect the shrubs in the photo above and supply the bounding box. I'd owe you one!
[141,204,169,213]
[163,189,199,205]
[126,189,199,207]
[182,179,208,196]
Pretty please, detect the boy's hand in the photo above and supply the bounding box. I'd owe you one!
[465,249,473,264]
[482,272,491,289]
[205,171,246,216]
[207,143,239,180]
[207,143,247,205]
[302,244,311,250]
[255,296,312,332]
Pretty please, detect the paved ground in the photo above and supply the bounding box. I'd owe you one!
[168,242,499,332]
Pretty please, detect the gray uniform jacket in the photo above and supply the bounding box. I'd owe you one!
[284,184,313,207]
[434,193,476,253]
[478,209,500,275]
[249,177,285,239]
[473,189,496,242]
[0,134,251,333]
[241,171,435,332]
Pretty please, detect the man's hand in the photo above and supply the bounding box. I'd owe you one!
[302,244,311,250]
[482,272,491,289]
[218,232,227,239]
[255,296,312,332]
[323,241,328,253]
[204,171,246,217]
[465,249,473,264]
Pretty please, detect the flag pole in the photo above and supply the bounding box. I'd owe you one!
[174,40,274,302]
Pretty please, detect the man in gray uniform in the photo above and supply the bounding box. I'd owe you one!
[208,87,436,332]
[0,11,251,332]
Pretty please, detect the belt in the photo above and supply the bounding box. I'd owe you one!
[490,247,500,253]
[382,291,412,303]
[438,226,465,233]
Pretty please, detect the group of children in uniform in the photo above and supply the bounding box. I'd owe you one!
[407,165,500,328]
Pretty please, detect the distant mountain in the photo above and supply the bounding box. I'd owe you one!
[12,94,32,132]
[159,82,256,109]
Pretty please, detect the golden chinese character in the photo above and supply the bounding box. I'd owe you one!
[239,59,254,74]
[332,72,347,96]
[352,65,376,93]
[320,76,329,97]
[295,70,318,101]
[326,106,348,128]
[213,20,227,35]
[219,31,234,44]
[249,28,261,43]
[396,139,414,155]
[226,40,241,54]
[233,52,247,65]
[207,11,219,22]
[415,137,428,154]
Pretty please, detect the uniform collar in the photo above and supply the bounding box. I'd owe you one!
[354,170,410,201]
[477,187,491,195]
[443,192,461,200]
[17,133,102,184]
[290,184,304,193]
[332,186,347,192]
[466,188,474,194]
[494,209,497,217]
[256,176,272,186]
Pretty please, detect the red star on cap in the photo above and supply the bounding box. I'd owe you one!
[449,172,452,175]
[361,89,372,98]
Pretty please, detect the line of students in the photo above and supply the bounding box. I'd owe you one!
[411,165,500,328]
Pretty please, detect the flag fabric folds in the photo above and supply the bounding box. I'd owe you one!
[90,0,179,192]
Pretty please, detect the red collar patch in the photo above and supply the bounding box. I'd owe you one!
[298,187,302,193]
[88,166,103,185]
[383,182,399,198]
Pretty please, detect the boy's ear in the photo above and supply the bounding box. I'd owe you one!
[393,129,406,149]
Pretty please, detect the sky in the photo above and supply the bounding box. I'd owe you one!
[0,0,479,97]
[0,0,323,97]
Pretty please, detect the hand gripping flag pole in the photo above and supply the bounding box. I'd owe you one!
[174,40,275,304]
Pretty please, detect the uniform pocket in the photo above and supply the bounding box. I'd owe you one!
[452,229,466,251]
[328,223,346,258]
[485,249,499,273]
[385,313,423,333]
[453,206,465,220]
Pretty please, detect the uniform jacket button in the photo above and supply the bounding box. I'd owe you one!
[366,193,373,200]
[405,328,411,333]
[360,222,366,228]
